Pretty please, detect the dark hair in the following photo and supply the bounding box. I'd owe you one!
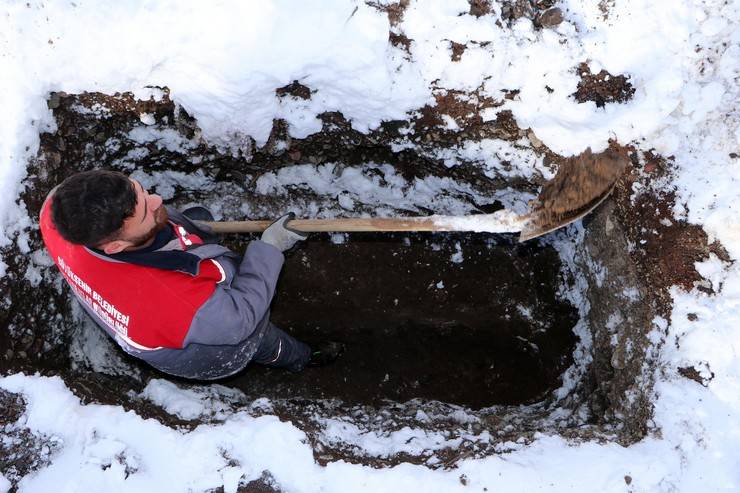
[50,170,137,246]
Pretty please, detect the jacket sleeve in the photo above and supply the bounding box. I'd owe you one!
[182,240,284,346]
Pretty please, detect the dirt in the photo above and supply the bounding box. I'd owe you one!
[276,81,313,100]
[469,0,493,17]
[613,151,732,315]
[224,233,577,409]
[573,63,636,108]
[368,0,409,27]
[535,7,563,28]
[450,41,467,61]
[413,91,504,136]
[677,365,714,387]
[500,0,557,25]
[0,389,60,487]
[530,145,629,233]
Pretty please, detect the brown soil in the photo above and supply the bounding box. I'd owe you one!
[414,90,504,135]
[531,145,629,232]
[450,41,467,61]
[677,365,714,387]
[276,81,313,100]
[224,233,577,409]
[500,0,557,25]
[368,0,409,27]
[573,63,636,108]
[613,152,731,315]
[469,0,493,17]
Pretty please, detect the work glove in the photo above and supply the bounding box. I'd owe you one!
[260,213,308,252]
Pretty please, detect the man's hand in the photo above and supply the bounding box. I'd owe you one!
[260,213,308,252]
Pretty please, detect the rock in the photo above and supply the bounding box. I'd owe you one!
[47,92,61,109]
[469,0,492,18]
[537,7,563,27]
[502,0,534,21]
[527,130,543,149]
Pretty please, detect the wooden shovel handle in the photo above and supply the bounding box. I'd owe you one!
[199,217,440,234]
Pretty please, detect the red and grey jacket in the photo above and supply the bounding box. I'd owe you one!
[40,193,285,379]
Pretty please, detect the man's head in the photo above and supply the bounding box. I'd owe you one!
[51,170,169,254]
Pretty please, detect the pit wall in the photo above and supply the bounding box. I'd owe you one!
[564,201,660,443]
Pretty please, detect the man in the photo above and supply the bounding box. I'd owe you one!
[40,169,342,380]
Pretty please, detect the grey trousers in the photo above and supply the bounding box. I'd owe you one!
[252,322,311,372]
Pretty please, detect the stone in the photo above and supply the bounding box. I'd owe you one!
[527,130,543,149]
[47,92,61,109]
[537,7,563,27]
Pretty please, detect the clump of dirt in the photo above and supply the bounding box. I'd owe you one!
[389,31,413,52]
[232,472,282,493]
[530,145,629,233]
[469,0,493,17]
[614,164,732,315]
[413,90,503,135]
[450,41,467,61]
[573,63,636,108]
[367,0,413,54]
[276,81,313,100]
[500,0,559,26]
[535,7,563,28]
[0,389,60,488]
[368,0,409,26]
[678,365,714,387]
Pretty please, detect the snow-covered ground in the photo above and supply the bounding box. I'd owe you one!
[1,0,739,491]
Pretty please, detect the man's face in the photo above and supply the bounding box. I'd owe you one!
[100,178,168,253]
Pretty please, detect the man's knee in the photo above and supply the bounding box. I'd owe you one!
[253,324,311,371]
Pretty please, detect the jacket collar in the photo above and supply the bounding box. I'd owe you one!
[86,209,226,276]
[87,245,204,276]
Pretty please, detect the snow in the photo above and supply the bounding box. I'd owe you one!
[126,126,196,153]
[1,0,740,491]
[138,379,250,421]
[253,162,512,217]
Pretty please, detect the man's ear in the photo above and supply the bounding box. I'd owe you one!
[100,239,130,255]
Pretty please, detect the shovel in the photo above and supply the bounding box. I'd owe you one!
[198,147,628,242]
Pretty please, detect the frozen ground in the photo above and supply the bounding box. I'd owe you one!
[1,0,739,492]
